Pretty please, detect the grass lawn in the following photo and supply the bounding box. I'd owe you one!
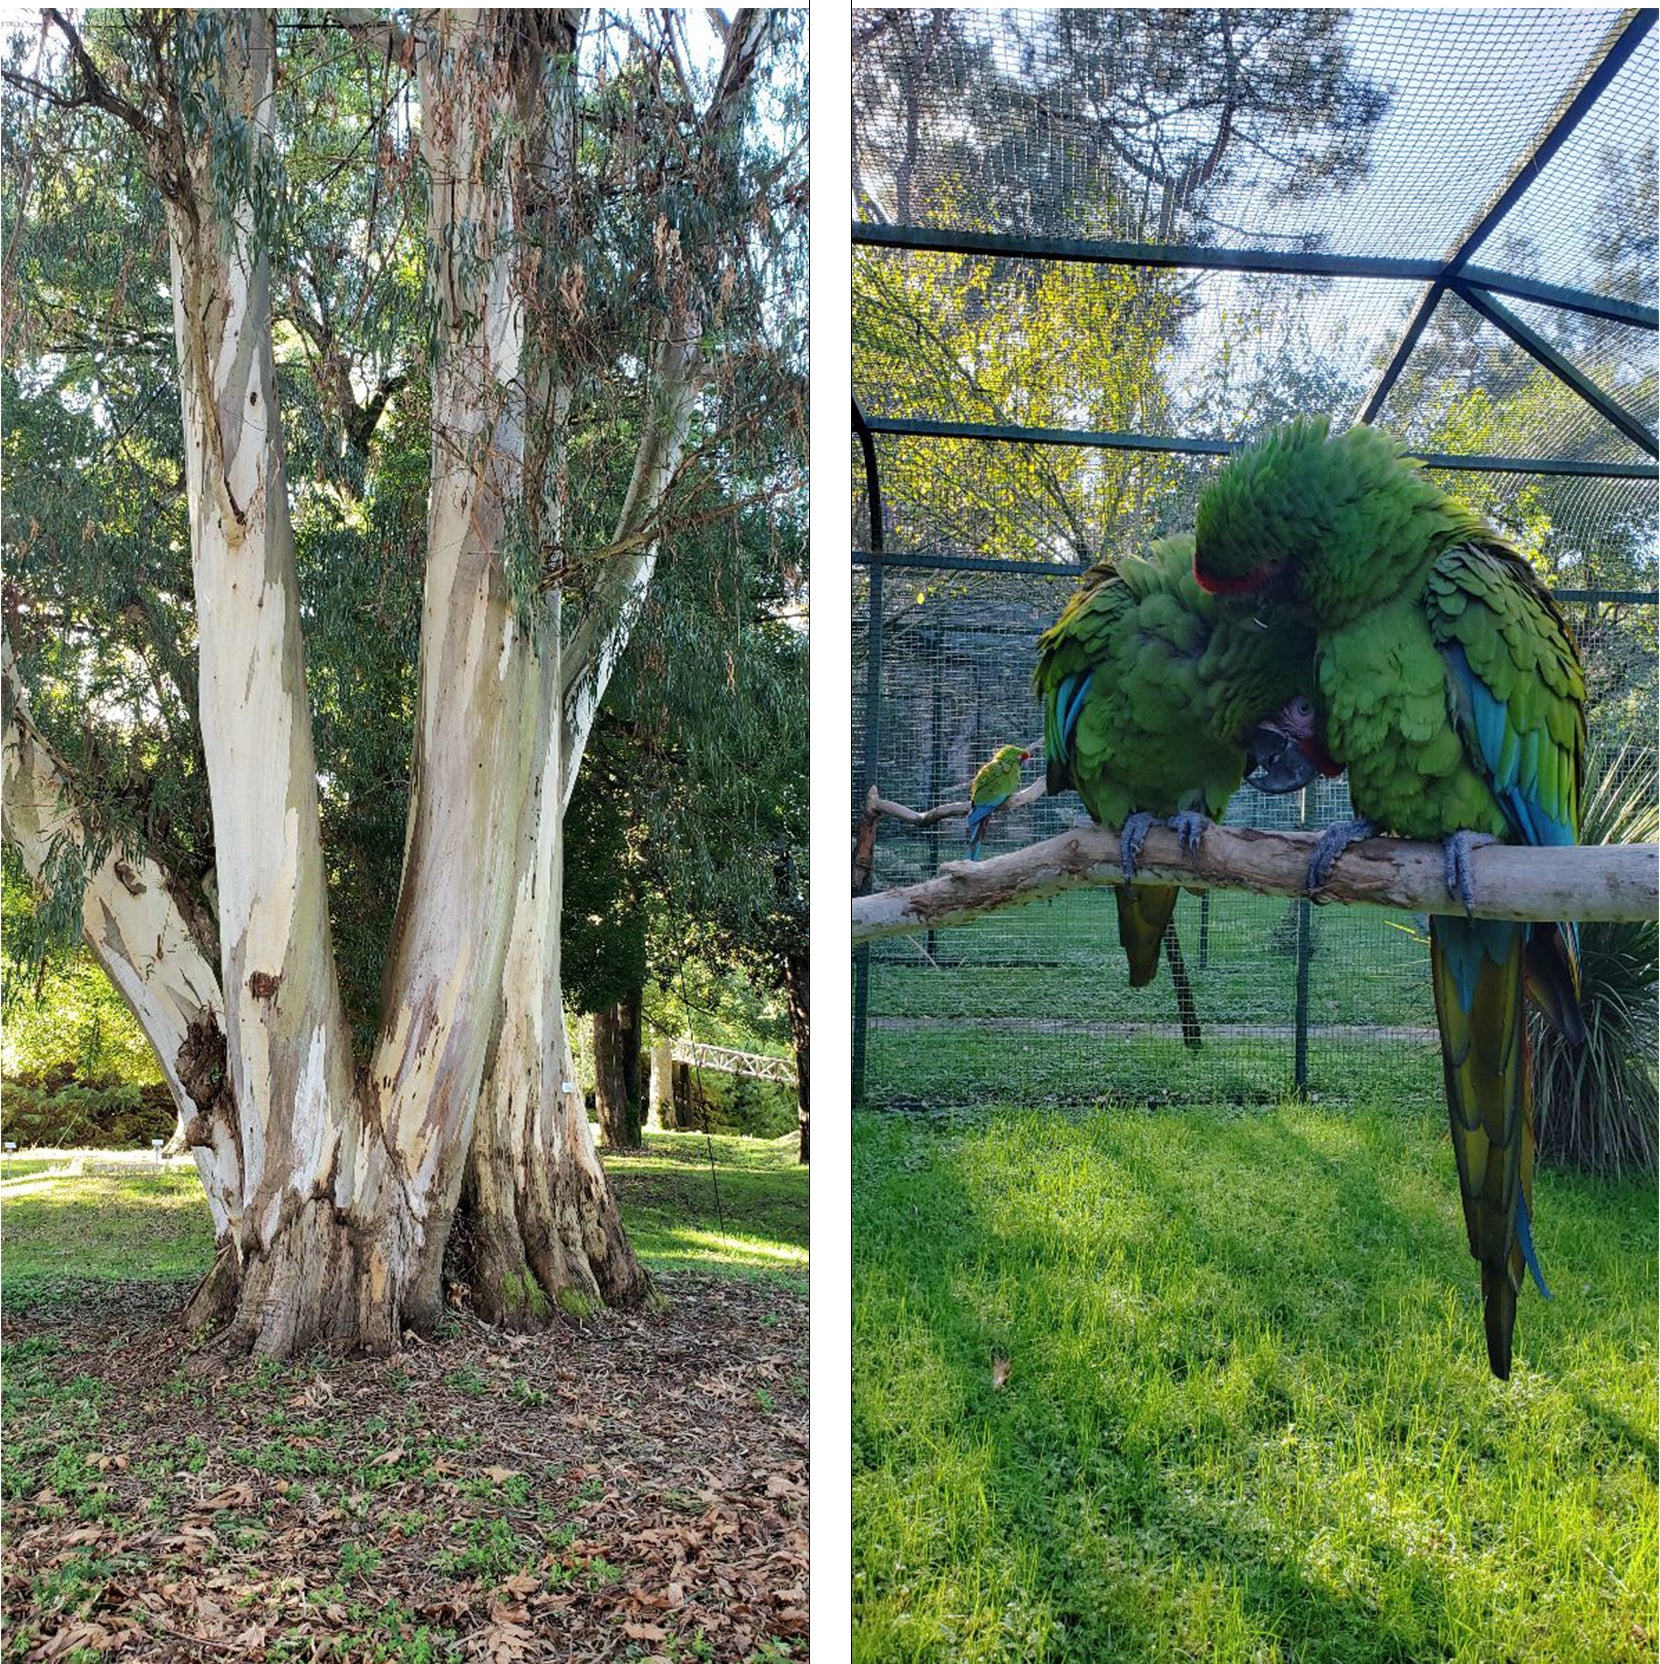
[1,1129,808,1663]
[0,1128,807,1300]
[853,1100,1658,1664]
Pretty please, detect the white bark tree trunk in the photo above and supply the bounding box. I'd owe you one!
[5,7,785,1355]
[356,9,553,1333]
[458,10,776,1326]
[453,8,660,1327]
[158,12,387,1354]
[2,635,240,1238]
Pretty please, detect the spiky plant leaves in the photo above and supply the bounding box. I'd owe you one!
[1531,742,1658,1175]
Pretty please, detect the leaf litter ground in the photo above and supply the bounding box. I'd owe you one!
[2,1271,807,1663]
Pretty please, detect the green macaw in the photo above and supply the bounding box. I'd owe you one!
[1033,533,1324,986]
[1193,415,1586,1379]
[965,743,1030,858]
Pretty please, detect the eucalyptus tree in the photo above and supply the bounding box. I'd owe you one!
[2,8,803,1354]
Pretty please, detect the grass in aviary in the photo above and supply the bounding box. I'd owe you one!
[2,1131,808,1661]
[852,1102,1657,1664]
[863,887,1448,1106]
[868,889,1437,1028]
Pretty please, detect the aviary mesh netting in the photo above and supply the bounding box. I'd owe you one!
[850,8,1658,1109]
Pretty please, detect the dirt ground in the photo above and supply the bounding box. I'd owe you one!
[2,1271,808,1662]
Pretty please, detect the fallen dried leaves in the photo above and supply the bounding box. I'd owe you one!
[3,1272,808,1661]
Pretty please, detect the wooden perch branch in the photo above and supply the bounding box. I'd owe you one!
[852,779,1047,892]
[865,778,1048,829]
[852,821,1659,943]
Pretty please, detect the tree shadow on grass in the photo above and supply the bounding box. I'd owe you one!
[852,1101,1653,1663]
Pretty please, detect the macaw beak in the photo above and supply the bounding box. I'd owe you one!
[1243,719,1323,795]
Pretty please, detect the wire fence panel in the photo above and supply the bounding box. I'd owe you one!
[851,555,1656,1110]
[851,10,1638,264]
[850,8,1657,1109]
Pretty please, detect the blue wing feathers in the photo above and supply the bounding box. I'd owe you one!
[1053,671,1093,764]
[1516,1192,1551,1300]
[1443,645,1573,847]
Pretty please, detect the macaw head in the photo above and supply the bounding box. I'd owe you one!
[995,745,1031,767]
[1195,416,1455,622]
[1242,693,1343,795]
[1193,416,1335,599]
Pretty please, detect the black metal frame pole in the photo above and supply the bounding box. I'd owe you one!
[926,627,944,963]
[853,415,1658,480]
[851,551,1659,608]
[852,222,1659,330]
[1359,10,1656,426]
[853,397,886,551]
[1454,282,1659,456]
[851,553,886,1109]
[851,400,889,1106]
[1293,786,1313,1097]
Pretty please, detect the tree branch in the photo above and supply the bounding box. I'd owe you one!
[852,778,1045,892]
[852,821,1659,943]
[3,629,236,1231]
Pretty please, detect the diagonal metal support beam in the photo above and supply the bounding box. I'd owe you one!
[1455,282,1658,456]
[1357,8,1656,425]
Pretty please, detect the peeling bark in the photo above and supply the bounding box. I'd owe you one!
[157,13,396,1353]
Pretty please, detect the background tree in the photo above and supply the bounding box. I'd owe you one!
[851,8,1392,601]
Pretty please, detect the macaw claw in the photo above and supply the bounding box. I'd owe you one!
[1120,812,1156,883]
[1306,817,1376,895]
[1443,829,1499,916]
[1166,811,1209,856]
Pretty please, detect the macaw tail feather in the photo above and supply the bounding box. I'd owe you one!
[1117,884,1179,989]
[965,802,993,859]
[1480,1264,1518,1381]
[1524,921,1586,1046]
[1430,915,1537,1381]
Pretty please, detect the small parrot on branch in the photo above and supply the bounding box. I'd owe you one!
[1033,533,1325,986]
[965,744,1030,858]
[1193,415,1586,1379]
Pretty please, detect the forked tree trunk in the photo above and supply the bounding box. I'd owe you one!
[7,7,778,1356]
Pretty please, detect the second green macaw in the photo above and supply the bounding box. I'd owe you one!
[1193,415,1586,1379]
[1033,533,1324,986]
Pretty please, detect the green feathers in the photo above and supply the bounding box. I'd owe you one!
[1193,416,1587,1378]
[965,743,1030,858]
[1033,535,1317,984]
[1035,535,1314,830]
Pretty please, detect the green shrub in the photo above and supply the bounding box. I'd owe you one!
[1531,741,1659,1175]
[2,951,162,1087]
[0,1075,176,1149]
